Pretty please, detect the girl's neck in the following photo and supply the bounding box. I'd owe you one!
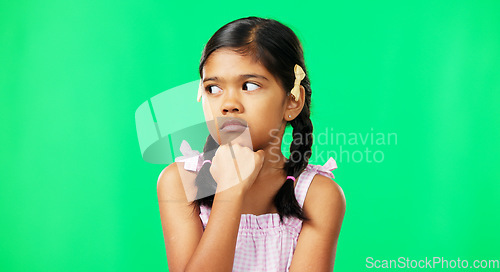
[242,146,289,214]
[253,145,288,185]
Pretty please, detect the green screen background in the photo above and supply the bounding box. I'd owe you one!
[1,0,499,271]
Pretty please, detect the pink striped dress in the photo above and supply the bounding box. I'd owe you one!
[177,150,338,272]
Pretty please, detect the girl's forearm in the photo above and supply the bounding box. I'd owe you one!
[184,187,245,272]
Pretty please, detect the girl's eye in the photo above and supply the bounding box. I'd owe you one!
[243,82,260,91]
[206,85,223,94]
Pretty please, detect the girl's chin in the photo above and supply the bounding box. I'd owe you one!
[227,137,254,149]
[211,128,254,150]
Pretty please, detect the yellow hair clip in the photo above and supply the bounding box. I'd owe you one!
[290,64,305,101]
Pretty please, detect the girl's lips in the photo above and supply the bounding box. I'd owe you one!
[220,124,247,132]
[219,118,248,132]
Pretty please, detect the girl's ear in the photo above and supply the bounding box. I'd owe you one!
[285,85,306,121]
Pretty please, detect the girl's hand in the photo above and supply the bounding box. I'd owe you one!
[209,143,265,197]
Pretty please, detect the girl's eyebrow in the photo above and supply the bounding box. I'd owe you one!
[203,74,269,83]
[203,77,219,83]
[241,74,269,81]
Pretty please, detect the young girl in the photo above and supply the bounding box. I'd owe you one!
[157,16,345,272]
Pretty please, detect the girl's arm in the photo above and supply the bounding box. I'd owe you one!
[185,185,245,272]
[157,162,245,272]
[288,174,346,272]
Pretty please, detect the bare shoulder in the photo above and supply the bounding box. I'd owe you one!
[303,174,346,227]
[157,162,188,202]
[157,162,180,187]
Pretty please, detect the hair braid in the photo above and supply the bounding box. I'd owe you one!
[274,86,313,223]
[190,134,219,211]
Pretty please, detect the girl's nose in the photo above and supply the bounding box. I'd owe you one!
[221,91,244,114]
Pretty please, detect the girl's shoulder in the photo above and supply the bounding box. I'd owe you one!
[158,160,202,203]
[157,162,184,198]
[294,157,340,209]
[301,157,345,222]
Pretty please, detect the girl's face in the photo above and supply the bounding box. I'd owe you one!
[201,48,288,151]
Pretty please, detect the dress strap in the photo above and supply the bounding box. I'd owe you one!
[294,157,338,208]
[315,157,338,179]
[174,140,204,172]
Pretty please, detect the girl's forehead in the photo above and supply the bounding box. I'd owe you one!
[203,49,272,79]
